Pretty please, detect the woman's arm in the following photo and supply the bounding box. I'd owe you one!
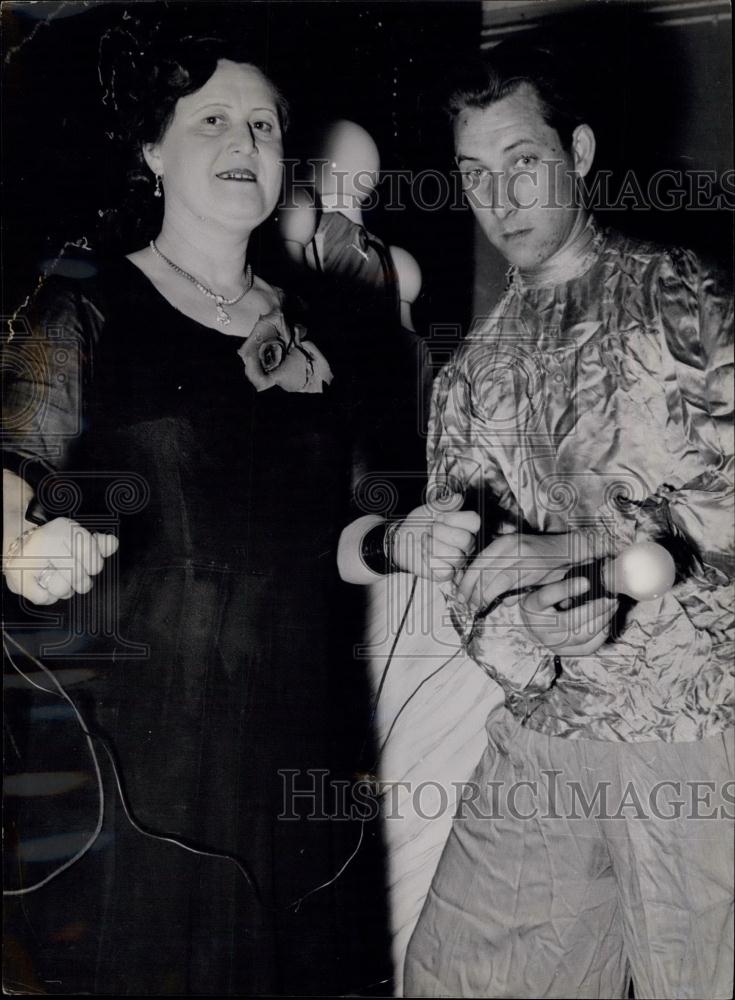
[3,468,36,553]
[3,277,118,604]
[3,468,118,605]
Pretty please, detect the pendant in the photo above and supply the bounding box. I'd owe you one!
[215,302,231,325]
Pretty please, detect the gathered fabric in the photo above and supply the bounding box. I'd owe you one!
[428,225,734,742]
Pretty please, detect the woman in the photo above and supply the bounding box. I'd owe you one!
[3,35,385,996]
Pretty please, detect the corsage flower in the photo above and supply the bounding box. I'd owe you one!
[238,311,333,393]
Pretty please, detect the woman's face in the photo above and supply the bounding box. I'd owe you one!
[144,59,284,233]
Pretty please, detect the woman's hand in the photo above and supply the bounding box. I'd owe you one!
[458,531,598,613]
[391,493,481,581]
[3,518,119,606]
[519,572,619,655]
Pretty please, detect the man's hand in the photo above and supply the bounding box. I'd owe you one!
[519,571,618,655]
[458,531,598,613]
[3,517,119,606]
[392,493,481,581]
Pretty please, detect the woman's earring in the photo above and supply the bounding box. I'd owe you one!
[154,173,163,198]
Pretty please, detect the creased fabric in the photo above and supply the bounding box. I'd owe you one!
[428,227,734,742]
[404,705,734,999]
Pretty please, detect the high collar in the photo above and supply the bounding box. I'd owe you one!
[507,212,603,291]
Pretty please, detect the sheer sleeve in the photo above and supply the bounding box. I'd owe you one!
[2,275,105,490]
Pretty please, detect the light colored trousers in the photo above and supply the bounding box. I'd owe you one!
[404,707,734,999]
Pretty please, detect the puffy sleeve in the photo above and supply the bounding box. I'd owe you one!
[428,348,548,703]
[604,249,734,585]
[2,275,105,490]
[427,349,522,535]
[445,586,556,709]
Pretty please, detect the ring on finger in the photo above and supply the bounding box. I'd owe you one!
[36,567,56,591]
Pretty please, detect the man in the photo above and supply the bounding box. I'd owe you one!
[340,39,733,1000]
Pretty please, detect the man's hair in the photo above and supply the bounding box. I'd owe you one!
[447,39,589,150]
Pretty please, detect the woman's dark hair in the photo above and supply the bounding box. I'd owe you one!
[98,32,289,251]
[447,40,589,150]
[116,34,289,153]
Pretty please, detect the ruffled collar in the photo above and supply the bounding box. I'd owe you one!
[506,212,603,291]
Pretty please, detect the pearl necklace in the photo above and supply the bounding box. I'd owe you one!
[149,240,254,326]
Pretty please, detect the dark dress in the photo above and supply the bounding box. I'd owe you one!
[3,260,390,995]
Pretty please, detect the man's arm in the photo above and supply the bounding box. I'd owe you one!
[600,248,733,583]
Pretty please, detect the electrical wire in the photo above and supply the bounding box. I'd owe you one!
[3,632,270,906]
[371,648,461,776]
[3,633,104,897]
[2,571,443,907]
[357,574,418,769]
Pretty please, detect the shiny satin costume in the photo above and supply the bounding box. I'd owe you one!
[404,217,734,1000]
[430,216,734,742]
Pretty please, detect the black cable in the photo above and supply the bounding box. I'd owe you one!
[356,574,418,771]
[371,649,461,777]
[4,574,424,909]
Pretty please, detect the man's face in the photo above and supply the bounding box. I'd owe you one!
[454,83,583,269]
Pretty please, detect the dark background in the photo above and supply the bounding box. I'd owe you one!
[1,0,481,337]
[474,0,734,311]
[2,0,732,339]
[1,3,733,995]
